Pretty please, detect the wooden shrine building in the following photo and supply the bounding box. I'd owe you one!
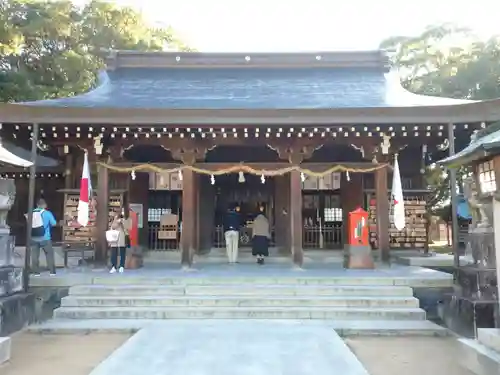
[0,50,499,268]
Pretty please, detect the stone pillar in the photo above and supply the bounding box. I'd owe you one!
[493,156,500,311]
[375,165,390,262]
[290,170,303,267]
[493,200,500,315]
[95,160,109,262]
[181,169,196,268]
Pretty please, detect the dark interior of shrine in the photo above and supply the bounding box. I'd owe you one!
[120,143,376,164]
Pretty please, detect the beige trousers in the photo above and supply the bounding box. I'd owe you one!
[224,230,239,263]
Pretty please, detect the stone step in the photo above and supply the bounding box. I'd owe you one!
[458,338,500,375]
[27,319,449,336]
[0,337,11,365]
[84,276,433,287]
[61,295,420,308]
[478,328,500,353]
[68,284,414,297]
[53,306,426,320]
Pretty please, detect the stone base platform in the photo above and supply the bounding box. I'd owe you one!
[28,262,454,289]
[26,318,449,337]
[458,328,500,375]
[0,336,10,364]
[393,253,473,268]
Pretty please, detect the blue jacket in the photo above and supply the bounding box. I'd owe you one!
[32,208,57,241]
[224,211,241,232]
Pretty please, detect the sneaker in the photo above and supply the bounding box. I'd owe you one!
[118,267,124,273]
[49,273,56,276]
[109,267,117,274]
[32,273,41,277]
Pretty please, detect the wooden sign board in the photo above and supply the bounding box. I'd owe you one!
[303,173,341,191]
[158,230,178,240]
[149,172,183,190]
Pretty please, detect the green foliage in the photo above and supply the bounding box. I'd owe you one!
[0,0,193,102]
[381,25,500,219]
[381,24,500,100]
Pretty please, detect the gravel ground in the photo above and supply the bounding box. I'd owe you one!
[346,337,475,375]
[0,332,130,375]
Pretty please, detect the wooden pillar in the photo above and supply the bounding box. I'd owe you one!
[198,175,215,251]
[193,173,200,252]
[290,170,303,267]
[340,172,363,242]
[95,160,109,262]
[375,165,390,262]
[181,169,196,267]
[129,172,149,246]
[64,153,74,189]
[274,175,289,252]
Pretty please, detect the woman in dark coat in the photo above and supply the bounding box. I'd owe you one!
[251,211,270,265]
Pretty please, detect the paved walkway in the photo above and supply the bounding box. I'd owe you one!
[89,321,370,375]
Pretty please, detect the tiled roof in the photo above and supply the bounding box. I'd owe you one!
[439,121,500,167]
[23,67,473,109]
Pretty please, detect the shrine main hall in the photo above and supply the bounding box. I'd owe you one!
[1,50,499,267]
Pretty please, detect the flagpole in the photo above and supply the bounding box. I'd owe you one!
[23,123,38,293]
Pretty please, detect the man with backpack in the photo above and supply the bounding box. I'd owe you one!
[30,198,57,276]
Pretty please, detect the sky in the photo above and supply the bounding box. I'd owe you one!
[75,0,500,51]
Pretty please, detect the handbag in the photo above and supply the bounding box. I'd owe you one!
[105,229,120,243]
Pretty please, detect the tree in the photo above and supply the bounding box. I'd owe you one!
[380,24,500,100]
[0,0,193,102]
[380,25,500,248]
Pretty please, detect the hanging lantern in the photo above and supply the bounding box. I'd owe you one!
[346,171,351,182]
[178,169,183,181]
[210,174,215,185]
[261,174,266,184]
[131,171,136,181]
[300,172,306,183]
[238,171,245,183]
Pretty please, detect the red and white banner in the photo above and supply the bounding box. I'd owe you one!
[391,155,405,230]
[77,152,92,227]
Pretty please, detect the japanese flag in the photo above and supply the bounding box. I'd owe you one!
[391,155,405,230]
[77,152,92,227]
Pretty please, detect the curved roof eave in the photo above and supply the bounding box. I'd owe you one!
[2,99,500,125]
[4,68,500,125]
[384,70,476,107]
[18,71,111,107]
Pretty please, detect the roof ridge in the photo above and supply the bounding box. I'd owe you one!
[106,50,389,70]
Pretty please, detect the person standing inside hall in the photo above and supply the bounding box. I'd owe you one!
[224,204,241,264]
[30,198,57,276]
[251,207,270,265]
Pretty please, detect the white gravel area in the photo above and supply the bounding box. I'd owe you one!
[345,336,475,375]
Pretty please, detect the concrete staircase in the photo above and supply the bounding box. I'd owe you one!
[54,282,426,321]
